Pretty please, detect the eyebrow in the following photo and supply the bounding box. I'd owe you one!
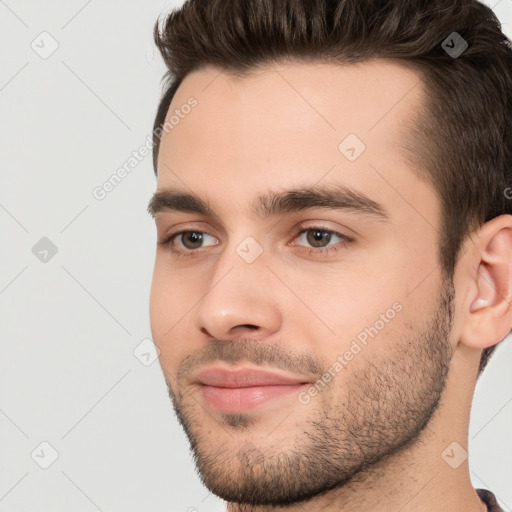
[147,184,390,222]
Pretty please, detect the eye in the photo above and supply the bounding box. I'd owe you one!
[161,230,218,254]
[158,225,353,258]
[291,226,353,255]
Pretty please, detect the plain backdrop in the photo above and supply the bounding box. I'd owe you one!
[1,1,511,511]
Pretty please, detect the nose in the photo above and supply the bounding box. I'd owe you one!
[193,245,282,341]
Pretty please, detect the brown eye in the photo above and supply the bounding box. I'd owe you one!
[291,226,353,256]
[306,229,332,248]
[178,231,205,250]
[295,227,348,249]
[163,230,219,254]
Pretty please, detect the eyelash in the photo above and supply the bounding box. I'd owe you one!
[159,225,354,259]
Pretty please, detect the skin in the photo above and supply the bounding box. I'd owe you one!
[148,60,512,512]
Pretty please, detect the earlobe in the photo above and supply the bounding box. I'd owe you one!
[459,216,512,350]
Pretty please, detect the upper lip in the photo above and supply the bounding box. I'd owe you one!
[194,365,311,388]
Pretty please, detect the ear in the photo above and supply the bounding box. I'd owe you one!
[459,215,512,350]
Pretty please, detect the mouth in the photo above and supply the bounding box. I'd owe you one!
[199,383,310,413]
[193,364,311,413]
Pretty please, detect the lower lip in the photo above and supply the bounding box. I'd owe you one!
[200,384,308,413]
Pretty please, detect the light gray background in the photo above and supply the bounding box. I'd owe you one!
[1,1,511,511]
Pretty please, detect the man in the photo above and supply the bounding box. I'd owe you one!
[147,1,511,510]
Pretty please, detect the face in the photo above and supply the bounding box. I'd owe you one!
[149,60,455,506]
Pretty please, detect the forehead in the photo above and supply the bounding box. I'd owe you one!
[160,59,424,157]
[156,59,435,226]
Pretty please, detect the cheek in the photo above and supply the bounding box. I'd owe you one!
[149,258,200,367]
[149,282,165,340]
[149,259,168,336]
[288,254,417,354]
[281,261,397,334]
[149,284,179,373]
[149,260,186,348]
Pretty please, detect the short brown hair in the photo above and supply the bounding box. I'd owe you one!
[151,0,512,376]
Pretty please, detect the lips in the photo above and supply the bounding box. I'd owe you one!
[194,365,310,388]
[194,364,312,413]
